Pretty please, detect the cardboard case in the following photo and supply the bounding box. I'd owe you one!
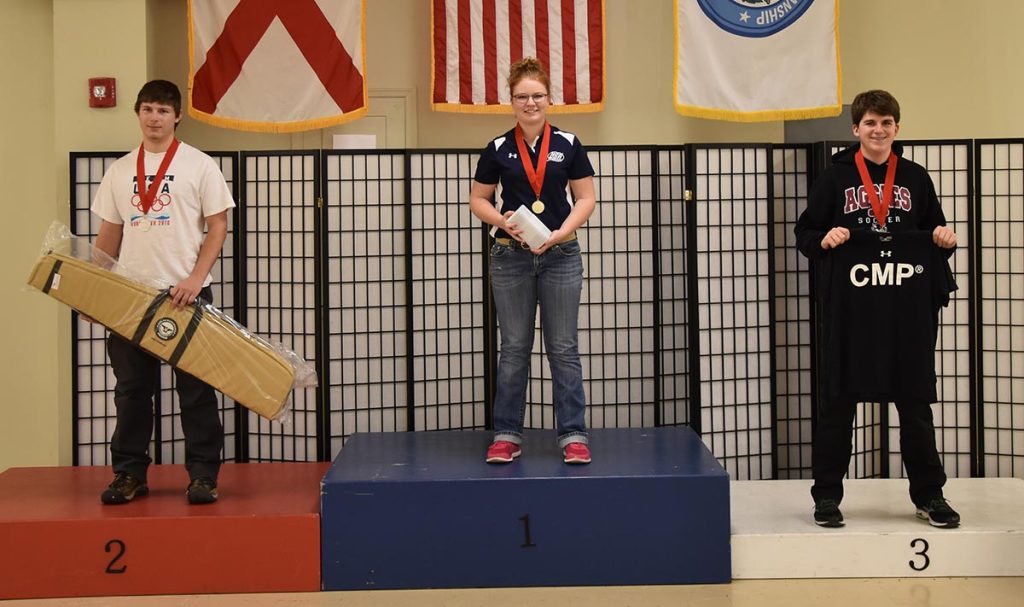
[28,252,302,420]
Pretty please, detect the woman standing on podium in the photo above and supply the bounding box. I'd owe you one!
[469,58,597,465]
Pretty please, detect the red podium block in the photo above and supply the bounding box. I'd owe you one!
[0,462,328,600]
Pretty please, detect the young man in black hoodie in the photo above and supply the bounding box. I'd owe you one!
[795,90,960,529]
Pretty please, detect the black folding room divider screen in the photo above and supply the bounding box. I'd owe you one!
[68,138,1024,481]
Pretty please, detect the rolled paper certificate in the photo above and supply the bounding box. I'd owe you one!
[508,205,552,249]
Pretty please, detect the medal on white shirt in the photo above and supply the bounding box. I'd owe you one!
[515,122,552,217]
[135,138,180,228]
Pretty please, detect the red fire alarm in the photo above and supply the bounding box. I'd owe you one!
[88,77,116,108]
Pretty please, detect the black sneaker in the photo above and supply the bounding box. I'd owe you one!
[916,498,960,528]
[813,499,845,527]
[101,473,149,505]
[186,477,219,505]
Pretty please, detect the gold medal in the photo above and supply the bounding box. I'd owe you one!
[515,123,552,218]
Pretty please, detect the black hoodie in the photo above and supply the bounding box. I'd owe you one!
[795,142,956,402]
[794,142,949,260]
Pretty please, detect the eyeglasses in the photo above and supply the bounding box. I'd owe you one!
[512,93,549,104]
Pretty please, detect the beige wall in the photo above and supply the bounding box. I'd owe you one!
[2,0,1022,471]
[0,1,61,470]
[839,2,1024,140]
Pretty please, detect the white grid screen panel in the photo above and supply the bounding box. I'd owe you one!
[567,148,658,430]
[693,146,774,481]
[772,145,813,479]
[978,140,1024,478]
[657,148,691,427]
[323,152,409,457]
[409,152,488,432]
[242,152,319,462]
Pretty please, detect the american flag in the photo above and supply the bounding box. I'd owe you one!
[431,0,604,113]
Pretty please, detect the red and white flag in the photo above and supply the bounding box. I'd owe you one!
[431,0,604,114]
[188,0,367,133]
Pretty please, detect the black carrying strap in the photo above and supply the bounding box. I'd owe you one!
[168,303,205,366]
[131,290,172,345]
[42,259,63,293]
[131,289,210,365]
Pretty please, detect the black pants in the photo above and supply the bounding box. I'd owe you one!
[107,286,223,482]
[811,397,946,508]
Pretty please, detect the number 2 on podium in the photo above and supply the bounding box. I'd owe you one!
[105,539,127,574]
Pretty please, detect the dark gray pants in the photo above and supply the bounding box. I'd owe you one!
[811,398,947,508]
[107,286,223,482]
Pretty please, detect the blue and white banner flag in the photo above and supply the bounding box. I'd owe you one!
[675,0,842,122]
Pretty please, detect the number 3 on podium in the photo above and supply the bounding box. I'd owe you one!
[909,538,930,571]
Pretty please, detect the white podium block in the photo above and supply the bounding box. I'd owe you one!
[731,477,1024,579]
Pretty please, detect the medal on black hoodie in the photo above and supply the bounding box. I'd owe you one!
[854,148,898,232]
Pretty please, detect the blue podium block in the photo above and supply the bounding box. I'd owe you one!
[321,427,730,589]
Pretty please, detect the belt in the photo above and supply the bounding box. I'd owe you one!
[495,233,577,248]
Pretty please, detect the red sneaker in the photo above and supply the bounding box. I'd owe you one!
[486,440,522,463]
[563,442,592,464]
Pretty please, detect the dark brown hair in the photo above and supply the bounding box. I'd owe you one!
[851,90,900,124]
[134,80,181,115]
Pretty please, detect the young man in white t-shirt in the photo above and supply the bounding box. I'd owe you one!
[90,80,235,505]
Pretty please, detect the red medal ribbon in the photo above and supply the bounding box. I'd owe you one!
[136,138,180,214]
[854,148,898,230]
[514,122,551,202]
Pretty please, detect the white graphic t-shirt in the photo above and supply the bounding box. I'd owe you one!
[91,141,235,287]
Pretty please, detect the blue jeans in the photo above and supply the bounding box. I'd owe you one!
[489,239,588,448]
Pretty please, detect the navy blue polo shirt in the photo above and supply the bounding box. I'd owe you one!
[474,124,595,237]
